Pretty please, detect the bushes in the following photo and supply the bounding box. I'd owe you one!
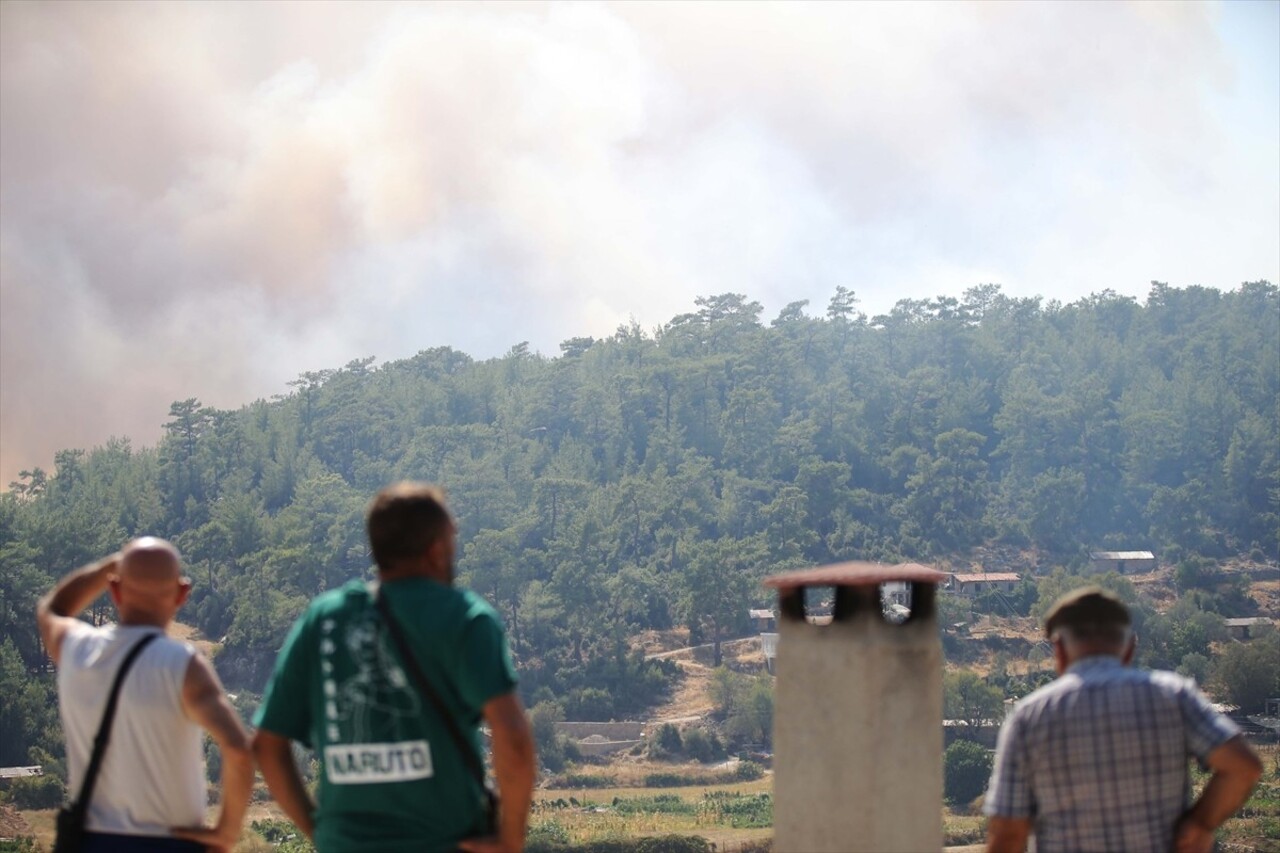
[0,840,40,853]
[544,772,618,789]
[531,700,576,772]
[612,794,696,816]
[642,772,688,788]
[708,670,774,749]
[701,791,772,828]
[249,819,314,851]
[650,723,683,759]
[0,774,64,809]
[642,760,763,787]
[531,655,679,723]
[527,819,572,846]
[649,724,728,763]
[526,837,712,853]
[944,739,992,807]
[564,688,616,722]
[681,728,726,763]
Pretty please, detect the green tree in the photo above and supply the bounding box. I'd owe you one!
[529,700,568,772]
[944,739,993,807]
[679,537,755,668]
[1210,630,1280,713]
[943,670,1004,727]
[0,639,59,767]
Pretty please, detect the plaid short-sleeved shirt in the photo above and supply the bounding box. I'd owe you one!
[984,656,1240,853]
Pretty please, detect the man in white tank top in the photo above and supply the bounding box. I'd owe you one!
[37,537,253,853]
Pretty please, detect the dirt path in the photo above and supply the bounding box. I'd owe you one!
[170,621,219,659]
[0,804,32,841]
[651,658,717,723]
[645,636,768,724]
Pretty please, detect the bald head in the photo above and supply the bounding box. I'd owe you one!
[110,537,189,626]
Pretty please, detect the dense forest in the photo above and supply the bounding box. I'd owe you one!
[2,281,1278,777]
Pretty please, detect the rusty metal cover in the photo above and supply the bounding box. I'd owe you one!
[763,560,949,589]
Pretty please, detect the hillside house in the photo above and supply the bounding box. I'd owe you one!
[1089,551,1156,574]
[749,609,777,631]
[948,572,1020,597]
[760,631,778,674]
[1224,617,1273,641]
[882,580,910,607]
[0,767,41,779]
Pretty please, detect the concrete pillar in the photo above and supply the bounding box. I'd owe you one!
[765,562,949,853]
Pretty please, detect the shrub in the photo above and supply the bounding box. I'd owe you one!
[250,819,314,850]
[611,794,696,816]
[1,774,64,809]
[531,700,569,772]
[643,772,687,788]
[0,840,40,853]
[682,727,725,763]
[733,841,773,853]
[545,772,617,789]
[527,818,571,846]
[651,723,682,759]
[701,791,772,828]
[564,687,615,721]
[641,760,764,787]
[944,739,993,807]
[526,836,712,853]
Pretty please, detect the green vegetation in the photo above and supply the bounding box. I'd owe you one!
[1,282,1277,777]
[248,819,315,851]
[643,762,763,788]
[944,670,1004,727]
[944,739,994,807]
[709,670,774,750]
[531,788,769,848]
[0,840,40,853]
[527,837,713,853]
[0,774,63,810]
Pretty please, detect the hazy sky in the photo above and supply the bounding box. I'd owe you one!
[1,0,1277,486]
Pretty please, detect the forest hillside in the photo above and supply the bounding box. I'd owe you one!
[1,281,1278,777]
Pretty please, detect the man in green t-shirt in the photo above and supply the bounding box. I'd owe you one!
[253,483,536,852]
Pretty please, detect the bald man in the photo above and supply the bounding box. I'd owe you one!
[37,538,253,853]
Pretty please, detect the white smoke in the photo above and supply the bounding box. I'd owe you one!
[1,0,1275,484]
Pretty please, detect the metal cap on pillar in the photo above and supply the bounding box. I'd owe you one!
[764,561,950,853]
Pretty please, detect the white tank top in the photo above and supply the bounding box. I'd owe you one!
[58,623,206,836]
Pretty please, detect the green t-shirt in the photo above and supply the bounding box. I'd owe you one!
[254,578,518,852]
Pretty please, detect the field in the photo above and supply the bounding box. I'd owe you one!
[6,622,1278,852]
[532,771,774,852]
[7,747,1277,852]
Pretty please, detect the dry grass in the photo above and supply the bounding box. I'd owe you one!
[170,620,221,658]
[532,775,773,848]
[540,769,773,802]
[1245,579,1280,615]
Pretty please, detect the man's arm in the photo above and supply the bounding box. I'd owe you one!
[253,729,316,841]
[1175,735,1263,853]
[36,552,119,666]
[984,708,1034,853]
[171,654,254,852]
[459,691,536,853]
[986,816,1032,853]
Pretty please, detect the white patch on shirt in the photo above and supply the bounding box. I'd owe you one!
[324,740,433,785]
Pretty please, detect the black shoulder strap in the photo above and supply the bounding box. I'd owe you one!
[71,632,161,810]
[372,586,490,792]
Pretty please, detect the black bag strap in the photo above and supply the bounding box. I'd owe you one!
[71,632,161,811]
[372,584,494,807]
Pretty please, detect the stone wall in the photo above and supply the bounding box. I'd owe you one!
[555,721,646,741]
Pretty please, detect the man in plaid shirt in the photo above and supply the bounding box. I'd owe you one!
[984,587,1262,853]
